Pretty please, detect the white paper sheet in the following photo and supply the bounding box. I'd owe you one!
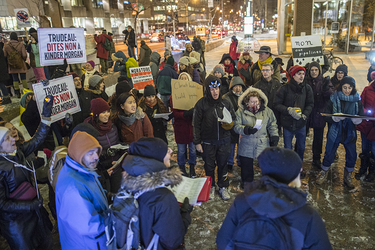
[154,112,172,120]
[169,176,208,205]
[254,119,262,130]
[218,107,232,123]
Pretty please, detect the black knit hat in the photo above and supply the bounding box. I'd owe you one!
[166,56,175,66]
[338,76,357,94]
[144,85,156,97]
[116,80,132,96]
[127,137,168,163]
[70,123,100,139]
[258,147,302,184]
[335,64,348,75]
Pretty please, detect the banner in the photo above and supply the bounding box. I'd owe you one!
[130,66,154,90]
[14,8,31,28]
[291,35,324,66]
[38,28,86,66]
[33,75,81,123]
[171,79,203,111]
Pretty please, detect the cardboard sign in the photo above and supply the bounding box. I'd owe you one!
[291,35,324,66]
[171,79,203,111]
[14,8,31,28]
[33,75,81,123]
[38,28,86,66]
[130,66,154,90]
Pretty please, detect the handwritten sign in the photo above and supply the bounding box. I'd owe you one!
[33,75,81,123]
[291,35,323,66]
[130,66,154,90]
[171,79,203,111]
[14,8,31,28]
[38,28,86,66]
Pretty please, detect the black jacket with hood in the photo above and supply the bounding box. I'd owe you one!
[330,64,348,90]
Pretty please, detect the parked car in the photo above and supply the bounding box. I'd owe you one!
[175,32,185,40]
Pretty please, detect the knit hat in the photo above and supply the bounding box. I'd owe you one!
[288,65,306,78]
[68,132,102,166]
[70,123,100,139]
[90,98,110,117]
[229,76,245,89]
[20,92,34,108]
[0,127,10,143]
[128,137,168,164]
[179,56,190,66]
[185,43,193,49]
[178,72,192,81]
[274,57,284,66]
[258,147,302,184]
[371,71,375,81]
[189,51,200,62]
[213,64,225,76]
[164,50,172,56]
[116,80,132,96]
[166,56,175,66]
[87,60,95,69]
[68,72,79,79]
[308,61,321,76]
[204,75,221,97]
[144,85,156,97]
[89,75,103,88]
[189,57,198,65]
[340,76,356,88]
[29,28,37,34]
[335,64,348,75]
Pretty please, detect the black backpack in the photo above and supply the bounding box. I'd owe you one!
[104,37,111,51]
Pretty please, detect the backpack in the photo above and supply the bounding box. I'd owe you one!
[228,209,293,250]
[105,190,159,250]
[48,146,68,191]
[104,37,111,51]
[7,43,24,69]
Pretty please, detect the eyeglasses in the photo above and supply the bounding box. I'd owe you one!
[262,69,271,72]
[209,80,221,88]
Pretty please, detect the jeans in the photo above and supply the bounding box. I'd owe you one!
[177,143,196,166]
[283,126,306,161]
[32,67,46,82]
[361,132,375,158]
[128,45,135,58]
[238,156,254,183]
[233,59,239,68]
[312,127,325,161]
[160,95,171,111]
[322,142,357,173]
[228,143,240,166]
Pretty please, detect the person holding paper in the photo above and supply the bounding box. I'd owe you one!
[193,75,236,201]
[234,87,278,187]
[316,76,364,188]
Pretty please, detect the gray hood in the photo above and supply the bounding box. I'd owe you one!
[150,52,161,64]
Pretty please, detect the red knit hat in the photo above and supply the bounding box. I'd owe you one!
[90,98,110,117]
[288,65,306,78]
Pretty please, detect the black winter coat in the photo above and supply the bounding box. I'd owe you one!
[253,77,282,111]
[0,42,10,82]
[274,79,314,131]
[73,88,92,126]
[126,29,136,47]
[223,91,240,144]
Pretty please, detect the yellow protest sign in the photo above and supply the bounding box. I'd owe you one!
[171,79,203,111]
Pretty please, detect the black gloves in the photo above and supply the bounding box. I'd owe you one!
[270,136,279,147]
[180,197,193,230]
[42,95,54,118]
[183,108,194,119]
[244,126,258,135]
[32,196,43,210]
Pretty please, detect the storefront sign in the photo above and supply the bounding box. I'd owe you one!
[130,66,154,90]
[38,28,86,66]
[291,35,324,66]
[33,75,81,123]
[14,8,31,28]
[171,79,203,111]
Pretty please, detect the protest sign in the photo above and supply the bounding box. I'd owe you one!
[291,35,324,66]
[171,79,203,111]
[14,8,31,28]
[33,75,81,123]
[129,66,154,90]
[38,28,86,66]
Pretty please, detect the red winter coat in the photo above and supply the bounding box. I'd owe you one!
[229,40,240,60]
[94,33,112,59]
[171,96,193,144]
[357,81,375,141]
[237,54,253,85]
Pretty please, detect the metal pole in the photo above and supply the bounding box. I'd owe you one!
[323,0,329,51]
[346,0,353,54]
[221,0,223,38]
[371,7,375,51]
[209,8,212,41]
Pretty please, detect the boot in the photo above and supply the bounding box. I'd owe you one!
[179,165,188,177]
[343,169,355,189]
[316,169,328,185]
[355,153,368,180]
[1,95,11,104]
[365,158,375,182]
[312,159,321,169]
[21,79,28,90]
[14,89,21,98]
[189,164,196,178]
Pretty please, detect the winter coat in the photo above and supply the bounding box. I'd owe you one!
[150,52,161,85]
[191,68,201,84]
[219,53,239,78]
[55,155,109,250]
[367,66,375,83]
[157,64,178,95]
[0,42,10,82]
[159,60,178,72]
[171,96,193,144]
[237,54,253,86]
[253,76,282,111]
[358,80,375,141]
[192,38,202,54]
[219,75,230,96]
[114,107,154,144]
[229,40,240,60]
[108,40,116,62]
[138,44,152,66]
[113,51,129,76]
[274,79,314,131]
[234,87,278,159]
[73,88,92,126]
[94,33,113,59]
[249,59,280,86]
[0,123,51,250]
[88,88,109,102]
[216,175,332,250]
[3,40,28,74]
[119,155,187,249]
[126,29,136,47]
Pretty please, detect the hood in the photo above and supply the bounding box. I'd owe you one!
[308,61,322,78]
[239,54,253,64]
[150,52,161,64]
[119,155,182,193]
[219,53,235,65]
[141,43,151,51]
[245,176,307,218]
[229,76,246,90]
[126,58,139,78]
[334,64,348,77]
[113,51,128,62]
[238,86,268,110]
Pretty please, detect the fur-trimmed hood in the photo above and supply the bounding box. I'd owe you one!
[239,54,253,65]
[134,106,146,120]
[209,70,229,79]
[119,155,182,193]
[238,86,268,110]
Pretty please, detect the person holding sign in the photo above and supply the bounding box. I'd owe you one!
[316,77,364,189]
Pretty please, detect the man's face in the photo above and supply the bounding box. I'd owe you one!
[233,85,243,95]
[293,70,305,84]
[337,71,345,81]
[74,77,82,88]
[82,148,100,169]
[244,55,250,61]
[210,86,220,100]
[163,148,173,167]
[258,52,269,62]
[310,66,319,78]
[262,66,273,79]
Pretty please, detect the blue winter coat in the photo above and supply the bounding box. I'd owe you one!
[113,51,129,77]
[55,155,109,250]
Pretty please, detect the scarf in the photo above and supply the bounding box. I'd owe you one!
[224,63,234,75]
[119,114,136,127]
[145,98,158,109]
[326,91,360,154]
[89,116,112,136]
[84,69,96,88]
[258,56,273,71]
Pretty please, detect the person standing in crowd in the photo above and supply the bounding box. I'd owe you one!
[113,92,153,144]
[275,57,290,83]
[217,147,332,250]
[125,57,139,88]
[305,62,334,168]
[316,77,363,189]
[229,36,240,67]
[157,56,178,110]
[367,58,375,83]
[55,131,108,250]
[192,36,202,55]
[0,96,54,250]
[82,61,100,88]
[330,64,348,90]
[211,64,230,95]
[193,75,236,200]
[249,46,280,86]
[107,32,116,69]
[120,137,193,249]
[149,52,161,85]
[179,56,200,84]
[172,72,197,177]
[237,51,253,86]
[27,28,46,83]
[198,36,206,67]
[274,65,314,161]
[183,43,194,57]
[219,53,238,80]
[112,51,129,77]
[125,26,136,58]
[138,85,170,143]
[94,29,112,74]
[138,40,151,66]
[3,32,29,98]
[159,50,178,71]
[0,39,11,104]
[223,76,246,172]
[88,75,108,101]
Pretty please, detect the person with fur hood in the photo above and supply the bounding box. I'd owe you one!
[219,53,239,80]
[120,137,193,249]
[211,64,230,95]
[88,75,108,101]
[234,86,279,186]
[237,51,253,86]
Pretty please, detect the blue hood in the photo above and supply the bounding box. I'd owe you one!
[114,51,128,62]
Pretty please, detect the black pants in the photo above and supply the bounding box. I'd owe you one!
[202,142,231,188]
[312,127,325,161]
[239,156,254,183]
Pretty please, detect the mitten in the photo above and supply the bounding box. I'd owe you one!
[287,107,301,120]
[269,136,279,147]
[244,126,258,135]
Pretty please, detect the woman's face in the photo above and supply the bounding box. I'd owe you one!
[1,132,16,153]
[4,123,19,141]
[86,63,94,71]
[179,74,189,81]
[98,110,110,123]
[121,96,137,115]
[247,96,260,108]
[214,71,222,78]
[224,59,231,65]
[337,71,345,81]
[145,95,156,103]
[99,82,105,91]
[342,84,353,96]
[180,64,186,71]
[244,55,250,61]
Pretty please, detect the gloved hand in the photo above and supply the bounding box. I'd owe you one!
[65,113,73,126]
[244,126,258,135]
[222,121,233,130]
[287,107,301,120]
[351,118,363,125]
[183,108,194,119]
[332,114,345,122]
[180,197,193,229]
[42,95,54,118]
[269,136,279,147]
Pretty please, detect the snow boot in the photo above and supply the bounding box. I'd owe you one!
[355,153,368,180]
[189,164,196,178]
[179,165,188,177]
[343,169,355,189]
[365,158,375,182]
[218,187,230,200]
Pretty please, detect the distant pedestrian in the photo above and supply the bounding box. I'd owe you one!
[192,36,202,55]
[198,36,206,67]
[138,40,152,66]
[107,32,116,69]
[229,36,240,67]
[94,29,112,74]
[125,26,136,58]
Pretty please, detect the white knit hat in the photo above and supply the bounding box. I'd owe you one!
[0,127,10,143]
